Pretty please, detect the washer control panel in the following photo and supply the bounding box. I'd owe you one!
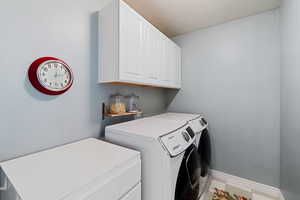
[188,116,208,133]
[160,125,196,157]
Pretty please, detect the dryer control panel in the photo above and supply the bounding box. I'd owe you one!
[188,116,208,134]
[160,125,196,157]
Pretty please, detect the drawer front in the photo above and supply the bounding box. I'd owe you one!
[85,159,140,200]
[121,183,141,200]
[64,158,141,200]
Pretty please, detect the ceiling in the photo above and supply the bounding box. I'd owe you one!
[124,0,281,37]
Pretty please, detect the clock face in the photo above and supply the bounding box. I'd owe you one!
[37,60,72,92]
[28,57,73,95]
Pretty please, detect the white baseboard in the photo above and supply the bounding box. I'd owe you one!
[211,170,285,199]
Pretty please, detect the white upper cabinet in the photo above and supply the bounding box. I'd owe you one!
[98,0,181,89]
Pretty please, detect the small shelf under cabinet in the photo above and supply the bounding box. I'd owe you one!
[102,103,142,120]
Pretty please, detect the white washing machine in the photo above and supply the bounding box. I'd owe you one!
[151,113,211,197]
[106,117,204,200]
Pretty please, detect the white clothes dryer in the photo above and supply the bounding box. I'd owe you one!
[151,113,211,197]
[105,117,203,200]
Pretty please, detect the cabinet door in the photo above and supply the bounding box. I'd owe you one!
[147,27,160,82]
[169,42,181,88]
[119,1,143,82]
[158,39,181,88]
[169,41,177,85]
[139,21,151,82]
[159,37,169,85]
[160,38,175,87]
[138,21,161,84]
[175,45,181,88]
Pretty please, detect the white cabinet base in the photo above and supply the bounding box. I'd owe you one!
[0,139,141,200]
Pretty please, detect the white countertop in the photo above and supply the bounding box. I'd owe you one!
[0,138,140,200]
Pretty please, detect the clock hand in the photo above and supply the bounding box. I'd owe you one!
[54,66,59,87]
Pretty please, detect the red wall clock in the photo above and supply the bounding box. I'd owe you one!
[28,57,74,95]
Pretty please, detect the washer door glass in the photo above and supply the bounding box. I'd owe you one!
[198,128,211,177]
[175,145,201,200]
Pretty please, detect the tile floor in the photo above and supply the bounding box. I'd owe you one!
[201,179,280,200]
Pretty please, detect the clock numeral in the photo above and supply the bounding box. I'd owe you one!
[44,78,47,82]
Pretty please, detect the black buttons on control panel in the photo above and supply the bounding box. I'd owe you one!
[186,127,195,138]
[182,131,190,142]
[199,118,208,126]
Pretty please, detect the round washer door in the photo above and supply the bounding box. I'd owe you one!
[198,128,211,177]
[175,144,201,200]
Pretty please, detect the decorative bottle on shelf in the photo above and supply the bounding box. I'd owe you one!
[125,93,140,113]
[109,93,126,114]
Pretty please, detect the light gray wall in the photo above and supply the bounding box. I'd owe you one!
[0,0,167,162]
[168,10,281,187]
[280,0,300,199]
